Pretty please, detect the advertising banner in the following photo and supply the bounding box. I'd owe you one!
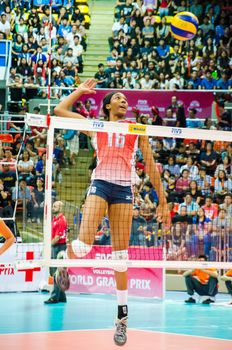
[80,90,214,120]
[69,246,164,298]
[0,243,48,292]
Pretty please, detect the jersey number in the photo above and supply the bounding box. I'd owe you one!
[108,134,125,148]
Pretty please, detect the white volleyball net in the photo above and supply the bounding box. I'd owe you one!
[9,111,230,272]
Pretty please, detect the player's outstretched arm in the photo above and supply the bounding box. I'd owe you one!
[54,79,97,120]
[0,220,15,255]
[139,136,171,228]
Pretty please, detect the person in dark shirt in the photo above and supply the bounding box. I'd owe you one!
[94,63,108,88]
[175,104,186,128]
[0,164,16,190]
[151,106,164,126]
[129,205,147,246]
[217,101,231,131]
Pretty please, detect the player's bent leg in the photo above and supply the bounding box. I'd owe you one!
[56,195,108,291]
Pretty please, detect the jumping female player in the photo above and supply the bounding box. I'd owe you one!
[0,220,15,255]
[54,79,170,346]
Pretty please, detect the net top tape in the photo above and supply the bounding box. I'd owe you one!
[26,114,232,142]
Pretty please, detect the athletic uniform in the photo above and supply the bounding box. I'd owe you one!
[88,126,138,204]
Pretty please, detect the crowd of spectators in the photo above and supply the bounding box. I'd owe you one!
[0,96,96,239]
[94,0,232,90]
[0,0,89,104]
[95,132,232,262]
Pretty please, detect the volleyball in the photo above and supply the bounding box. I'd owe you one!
[170,11,199,41]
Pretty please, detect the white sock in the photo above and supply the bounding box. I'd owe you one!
[71,239,92,258]
[116,290,128,306]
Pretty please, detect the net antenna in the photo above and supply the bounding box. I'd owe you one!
[22,113,232,270]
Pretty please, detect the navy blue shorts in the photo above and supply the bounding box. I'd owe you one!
[88,180,133,204]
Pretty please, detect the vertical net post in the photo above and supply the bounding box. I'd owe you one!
[42,120,55,262]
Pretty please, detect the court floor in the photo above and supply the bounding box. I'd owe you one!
[1,291,232,350]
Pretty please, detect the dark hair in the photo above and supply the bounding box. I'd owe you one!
[198,254,207,261]
[102,92,117,118]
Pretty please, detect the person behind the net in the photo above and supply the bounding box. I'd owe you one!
[54,79,170,346]
[44,201,68,304]
[0,219,15,256]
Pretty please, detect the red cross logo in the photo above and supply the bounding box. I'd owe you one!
[18,252,41,282]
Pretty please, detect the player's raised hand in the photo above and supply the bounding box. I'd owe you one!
[77,79,97,95]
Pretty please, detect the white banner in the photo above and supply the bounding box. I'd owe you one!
[0,243,48,292]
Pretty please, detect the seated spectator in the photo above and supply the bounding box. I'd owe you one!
[196,167,212,197]
[187,70,202,90]
[201,70,217,90]
[216,71,232,90]
[142,206,159,247]
[188,180,202,205]
[35,152,46,179]
[167,222,187,261]
[24,140,38,164]
[217,101,232,131]
[214,155,231,179]
[142,18,154,43]
[141,181,158,209]
[175,143,188,165]
[183,254,218,304]
[152,139,168,164]
[30,177,45,224]
[139,72,155,89]
[163,155,180,177]
[178,193,200,222]
[135,162,149,192]
[180,156,199,180]
[96,217,111,245]
[163,139,177,154]
[111,16,128,40]
[17,150,35,185]
[214,170,232,202]
[12,179,33,221]
[191,207,212,258]
[169,72,185,90]
[175,169,191,199]
[202,196,218,220]
[0,164,16,191]
[151,106,164,126]
[200,142,218,176]
[94,63,109,88]
[221,270,232,305]
[129,205,147,246]
[172,205,193,226]
[186,108,202,128]
[156,16,170,41]
[156,39,170,59]
[0,149,16,172]
[219,194,232,218]
[211,208,232,261]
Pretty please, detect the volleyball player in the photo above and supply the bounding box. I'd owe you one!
[54,79,170,346]
[0,220,15,255]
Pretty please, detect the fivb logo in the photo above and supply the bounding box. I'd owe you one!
[92,121,105,129]
[171,128,182,135]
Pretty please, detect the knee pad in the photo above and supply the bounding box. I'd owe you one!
[71,239,92,258]
[112,250,128,272]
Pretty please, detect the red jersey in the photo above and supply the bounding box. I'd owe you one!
[91,126,138,186]
[52,213,68,245]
